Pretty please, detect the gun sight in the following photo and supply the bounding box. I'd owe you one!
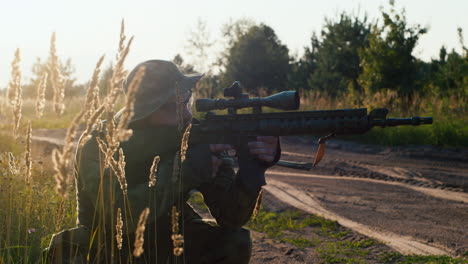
[196,90,300,112]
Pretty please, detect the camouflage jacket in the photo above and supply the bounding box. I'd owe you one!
[75,123,277,253]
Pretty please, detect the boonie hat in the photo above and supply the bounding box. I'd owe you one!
[123,60,203,122]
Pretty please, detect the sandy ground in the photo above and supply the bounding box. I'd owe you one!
[30,130,468,260]
[265,137,468,257]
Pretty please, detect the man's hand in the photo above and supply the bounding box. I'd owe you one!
[209,136,279,177]
[248,136,279,163]
[209,144,233,177]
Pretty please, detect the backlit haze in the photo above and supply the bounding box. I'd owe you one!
[0,0,467,87]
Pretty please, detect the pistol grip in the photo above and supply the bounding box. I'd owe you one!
[236,136,266,193]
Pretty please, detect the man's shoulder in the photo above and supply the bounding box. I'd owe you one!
[76,121,106,157]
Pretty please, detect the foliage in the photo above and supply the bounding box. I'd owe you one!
[306,12,371,97]
[358,2,427,104]
[184,18,214,73]
[287,44,317,92]
[172,54,196,74]
[220,23,290,94]
[24,57,80,99]
[428,43,468,96]
[217,18,256,69]
[97,62,114,96]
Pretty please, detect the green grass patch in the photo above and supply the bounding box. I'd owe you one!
[246,207,466,263]
[317,240,374,264]
[247,209,337,237]
[246,208,376,259]
[281,237,318,248]
[187,191,209,211]
[345,118,468,148]
[379,252,467,264]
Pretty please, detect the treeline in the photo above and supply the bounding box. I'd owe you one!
[180,3,467,115]
[14,2,467,113]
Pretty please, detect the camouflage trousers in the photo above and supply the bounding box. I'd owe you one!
[44,219,252,264]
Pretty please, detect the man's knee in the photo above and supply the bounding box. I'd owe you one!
[223,228,252,263]
[44,227,89,264]
[232,228,252,254]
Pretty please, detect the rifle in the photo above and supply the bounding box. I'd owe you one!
[189,82,432,189]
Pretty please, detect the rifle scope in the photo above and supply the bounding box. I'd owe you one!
[195,91,300,112]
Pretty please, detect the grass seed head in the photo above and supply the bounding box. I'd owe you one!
[8,152,18,175]
[79,104,105,148]
[48,32,65,116]
[148,156,160,187]
[133,207,150,257]
[116,148,128,195]
[52,110,85,197]
[8,48,21,104]
[252,188,264,221]
[171,206,179,234]
[171,206,184,256]
[84,55,105,121]
[116,65,145,142]
[180,124,192,162]
[118,19,126,59]
[35,72,48,118]
[8,48,23,137]
[116,208,123,250]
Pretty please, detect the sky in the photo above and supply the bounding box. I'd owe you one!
[0,0,467,87]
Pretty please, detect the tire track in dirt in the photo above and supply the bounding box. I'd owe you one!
[267,170,468,204]
[281,150,467,192]
[264,178,453,256]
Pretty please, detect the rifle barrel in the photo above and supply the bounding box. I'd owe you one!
[371,117,433,127]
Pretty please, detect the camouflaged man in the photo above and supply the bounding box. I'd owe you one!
[46,60,280,263]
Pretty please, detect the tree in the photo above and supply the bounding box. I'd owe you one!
[220,23,289,94]
[217,19,256,72]
[429,47,468,96]
[309,13,371,97]
[358,2,427,103]
[184,18,214,73]
[24,57,78,98]
[288,12,371,99]
[97,62,113,96]
[172,54,196,74]
[288,36,318,92]
[427,29,468,96]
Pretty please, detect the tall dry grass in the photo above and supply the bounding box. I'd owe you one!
[133,208,150,257]
[35,72,48,118]
[148,156,160,187]
[8,48,23,137]
[48,32,66,116]
[299,88,467,147]
[0,19,161,263]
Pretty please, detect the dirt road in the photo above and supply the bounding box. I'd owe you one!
[265,137,468,256]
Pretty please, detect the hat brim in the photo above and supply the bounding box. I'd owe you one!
[128,73,204,123]
[179,74,204,92]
